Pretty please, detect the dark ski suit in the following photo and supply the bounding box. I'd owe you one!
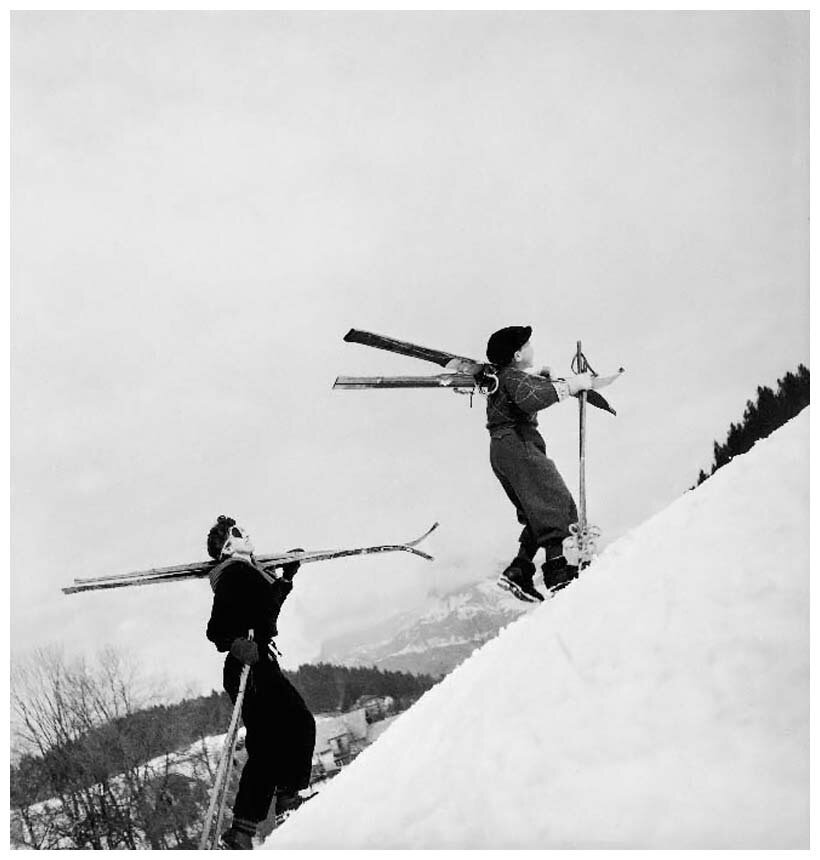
[206,557,316,824]
[486,367,578,558]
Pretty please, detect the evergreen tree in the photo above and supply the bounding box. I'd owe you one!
[696,364,809,487]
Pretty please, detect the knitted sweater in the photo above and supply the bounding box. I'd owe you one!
[206,557,293,655]
[486,366,561,437]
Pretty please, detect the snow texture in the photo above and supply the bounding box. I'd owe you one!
[265,410,809,849]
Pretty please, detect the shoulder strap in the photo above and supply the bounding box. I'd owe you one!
[209,556,276,593]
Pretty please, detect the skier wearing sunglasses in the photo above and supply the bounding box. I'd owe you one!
[205,515,316,850]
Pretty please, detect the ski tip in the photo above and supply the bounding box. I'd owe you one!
[342,329,357,342]
[402,522,439,560]
[409,521,439,545]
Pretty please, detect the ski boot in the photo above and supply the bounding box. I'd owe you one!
[273,787,317,826]
[498,558,544,603]
[219,817,257,850]
[541,555,579,595]
[275,788,305,817]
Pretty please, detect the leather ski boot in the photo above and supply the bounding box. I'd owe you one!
[498,558,544,603]
[219,816,257,850]
[542,555,579,594]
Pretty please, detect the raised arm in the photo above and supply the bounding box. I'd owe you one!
[507,371,561,413]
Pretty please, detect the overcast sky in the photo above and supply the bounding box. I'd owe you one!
[11,11,808,699]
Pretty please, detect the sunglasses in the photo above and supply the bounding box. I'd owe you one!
[229,526,248,539]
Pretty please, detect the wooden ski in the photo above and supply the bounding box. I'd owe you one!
[333,374,481,390]
[63,523,439,595]
[343,329,482,373]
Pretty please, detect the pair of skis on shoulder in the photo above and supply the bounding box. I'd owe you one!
[63,523,439,595]
[334,328,618,415]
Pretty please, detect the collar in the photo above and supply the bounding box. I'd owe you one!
[209,554,276,593]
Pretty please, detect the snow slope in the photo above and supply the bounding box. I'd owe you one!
[266,410,809,849]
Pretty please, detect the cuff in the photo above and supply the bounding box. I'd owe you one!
[552,380,571,401]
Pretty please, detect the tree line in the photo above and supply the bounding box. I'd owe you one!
[287,661,436,713]
[10,648,435,848]
[695,364,809,487]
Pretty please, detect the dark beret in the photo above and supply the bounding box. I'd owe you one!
[486,325,532,366]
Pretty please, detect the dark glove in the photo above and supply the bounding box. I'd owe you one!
[282,548,304,581]
[230,637,259,665]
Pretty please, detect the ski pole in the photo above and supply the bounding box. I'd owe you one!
[575,340,588,535]
[199,630,254,850]
[569,341,603,569]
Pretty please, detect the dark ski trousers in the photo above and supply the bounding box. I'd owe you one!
[489,425,578,559]
[224,653,316,824]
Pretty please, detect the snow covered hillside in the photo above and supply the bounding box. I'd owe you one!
[267,409,809,849]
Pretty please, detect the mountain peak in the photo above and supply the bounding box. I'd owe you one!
[320,574,530,677]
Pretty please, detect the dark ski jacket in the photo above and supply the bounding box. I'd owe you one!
[486,367,560,438]
[206,557,294,655]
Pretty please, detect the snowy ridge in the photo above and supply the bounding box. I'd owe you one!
[267,410,809,849]
[319,578,529,677]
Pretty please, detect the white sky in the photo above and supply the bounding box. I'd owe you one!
[10,11,808,698]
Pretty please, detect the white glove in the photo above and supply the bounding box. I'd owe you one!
[590,369,624,390]
[569,369,624,395]
[567,373,593,395]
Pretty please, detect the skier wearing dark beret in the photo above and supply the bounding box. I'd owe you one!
[205,515,316,850]
[486,326,620,602]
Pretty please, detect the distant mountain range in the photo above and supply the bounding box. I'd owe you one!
[319,578,531,678]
